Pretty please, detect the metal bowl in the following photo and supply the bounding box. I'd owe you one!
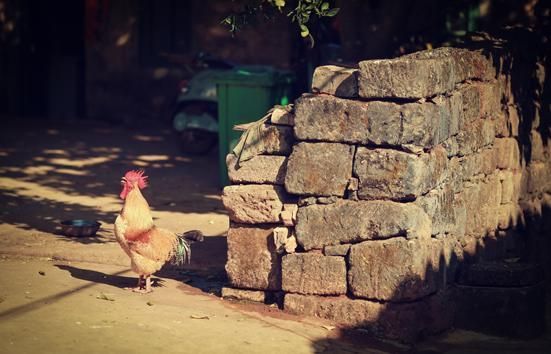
[59,219,101,237]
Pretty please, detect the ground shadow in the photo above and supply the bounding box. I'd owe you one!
[0,119,226,243]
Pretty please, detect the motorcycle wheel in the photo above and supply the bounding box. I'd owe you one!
[180,129,217,155]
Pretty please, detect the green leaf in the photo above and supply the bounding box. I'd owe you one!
[325,8,340,17]
[274,0,285,8]
[300,24,309,37]
[321,2,329,11]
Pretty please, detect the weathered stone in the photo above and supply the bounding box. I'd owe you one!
[311,65,359,98]
[455,282,545,338]
[285,235,297,254]
[235,124,294,161]
[415,185,457,236]
[316,196,339,205]
[497,203,523,230]
[282,254,347,295]
[285,142,354,197]
[459,146,497,181]
[494,138,521,170]
[530,130,545,162]
[272,227,290,253]
[222,287,273,303]
[222,185,290,224]
[456,119,495,156]
[294,94,447,147]
[431,235,463,288]
[284,291,453,342]
[462,174,502,237]
[347,177,359,191]
[323,244,351,256]
[270,105,294,126]
[354,146,448,200]
[295,200,431,250]
[226,224,282,290]
[527,162,550,194]
[226,154,287,185]
[499,170,515,204]
[358,47,493,99]
[457,261,543,287]
[348,237,437,301]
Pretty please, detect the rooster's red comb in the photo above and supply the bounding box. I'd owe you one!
[122,169,148,189]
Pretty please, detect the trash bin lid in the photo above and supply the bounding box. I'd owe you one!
[214,65,294,86]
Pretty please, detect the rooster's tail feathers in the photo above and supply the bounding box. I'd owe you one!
[171,235,191,266]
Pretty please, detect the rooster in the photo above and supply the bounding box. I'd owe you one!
[114,170,203,293]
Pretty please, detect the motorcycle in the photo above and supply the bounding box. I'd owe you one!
[171,53,234,155]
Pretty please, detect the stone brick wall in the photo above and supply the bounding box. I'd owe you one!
[221,34,550,342]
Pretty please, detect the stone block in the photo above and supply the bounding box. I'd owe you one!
[270,105,294,126]
[414,185,457,236]
[226,224,282,290]
[348,237,437,301]
[295,200,431,251]
[222,287,275,303]
[323,244,351,256]
[226,154,287,185]
[497,203,523,230]
[455,282,545,338]
[530,130,545,162]
[285,142,355,197]
[235,124,294,162]
[456,119,495,156]
[527,162,549,194]
[457,261,543,287]
[294,94,447,147]
[354,146,448,200]
[284,291,453,342]
[459,146,497,181]
[431,235,462,288]
[222,184,290,224]
[462,174,502,237]
[494,137,521,170]
[281,253,347,295]
[311,65,359,98]
[499,170,515,203]
[358,47,493,99]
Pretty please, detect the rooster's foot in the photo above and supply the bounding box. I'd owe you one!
[131,287,152,294]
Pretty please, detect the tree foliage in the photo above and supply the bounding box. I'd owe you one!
[221,0,339,47]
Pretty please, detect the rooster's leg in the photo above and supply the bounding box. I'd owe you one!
[132,275,152,294]
[144,275,152,293]
[137,275,144,289]
[125,275,144,291]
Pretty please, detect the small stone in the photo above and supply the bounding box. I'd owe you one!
[284,235,297,254]
[311,65,359,98]
[270,105,295,126]
[323,244,350,256]
[273,227,290,252]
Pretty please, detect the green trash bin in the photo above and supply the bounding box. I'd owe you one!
[216,66,294,186]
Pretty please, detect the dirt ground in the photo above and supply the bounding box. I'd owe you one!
[1,120,550,353]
